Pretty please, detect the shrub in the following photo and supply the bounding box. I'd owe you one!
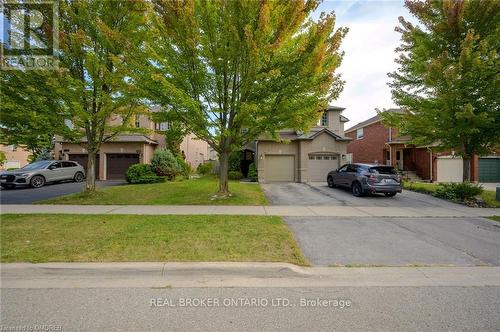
[229,152,242,171]
[125,164,164,184]
[197,162,213,175]
[248,163,258,182]
[150,148,181,180]
[176,156,191,179]
[434,182,483,201]
[228,170,243,180]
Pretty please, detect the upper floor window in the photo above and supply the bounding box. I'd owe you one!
[135,115,141,128]
[320,111,328,126]
[154,122,169,131]
[356,128,364,139]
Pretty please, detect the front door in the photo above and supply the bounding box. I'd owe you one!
[395,150,403,170]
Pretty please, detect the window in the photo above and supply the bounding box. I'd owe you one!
[155,122,169,131]
[356,128,364,139]
[135,115,140,128]
[320,111,328,126]
[309,155,315,160]
[62,161,76,168]
[346,164,357,173]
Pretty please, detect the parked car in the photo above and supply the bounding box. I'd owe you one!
[327,163,402,197]
[0,160,85,189]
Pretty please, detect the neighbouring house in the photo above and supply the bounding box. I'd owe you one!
[55,109,209,180]
[254,106,352,183]
[0,144,31,170]
[345,109,500,183]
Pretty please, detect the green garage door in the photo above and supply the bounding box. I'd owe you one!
[479,158,500,182]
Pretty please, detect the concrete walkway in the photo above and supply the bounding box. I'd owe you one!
[2,262,500,288]
[0,204,498,217]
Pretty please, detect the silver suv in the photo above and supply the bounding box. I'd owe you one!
[327,163,402,197]
[0,160,85,189]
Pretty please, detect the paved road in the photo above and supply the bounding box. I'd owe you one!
[0,180,125,204]
[285,216,500,266]
[2,286,499,331]
[262,182,468,208]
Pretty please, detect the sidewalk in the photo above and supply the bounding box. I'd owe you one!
[2,262,500,288]
[0,204,498,217]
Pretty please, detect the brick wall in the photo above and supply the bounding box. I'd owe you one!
[346,122,389,164]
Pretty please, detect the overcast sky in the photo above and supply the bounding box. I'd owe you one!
[313,0,410,129]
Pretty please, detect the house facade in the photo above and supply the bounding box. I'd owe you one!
[55,112,209,180]
[256,106,352,183]
[345,109,500,183]
[0,144,31,170]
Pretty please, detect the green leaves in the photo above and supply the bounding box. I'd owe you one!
[389,0,500,163]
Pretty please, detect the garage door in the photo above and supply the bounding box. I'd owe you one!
[106,153,140,180]
[479,157,500,182]
[436,157,462,183]
[68,154,99,179]
[265,155,294,182]
[308,154,339,182]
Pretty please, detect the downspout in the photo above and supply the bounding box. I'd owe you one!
[427,147,433,182]
[297,140,301,182]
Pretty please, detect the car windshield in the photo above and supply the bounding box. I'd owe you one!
[20,161,53,170]
[369,166,396,174]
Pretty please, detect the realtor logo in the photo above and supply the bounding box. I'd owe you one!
[1,0,58,70]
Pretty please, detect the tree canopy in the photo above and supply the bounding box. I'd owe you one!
[134,0,347,194]
[386,0,500,180]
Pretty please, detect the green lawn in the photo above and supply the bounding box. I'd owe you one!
[403,181,500,208]
[39,176,267,205]
[0,214,307,265]
[488,216,500,222]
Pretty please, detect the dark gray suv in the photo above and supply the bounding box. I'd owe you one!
[327,163,402,197]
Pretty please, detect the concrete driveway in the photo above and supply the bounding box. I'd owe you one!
[286,216,500,266]
[0,180,124,204]
[261,182,464,208]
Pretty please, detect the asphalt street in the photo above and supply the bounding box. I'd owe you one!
[285,216,500,266]
[0,180,124,204]
[2,287,499,331]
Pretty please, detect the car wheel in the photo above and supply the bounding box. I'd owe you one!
[74,172,84,183]
[30,175,45,188]
[327,176,335,188]
[384,192,396,197]
[351,182,363,197]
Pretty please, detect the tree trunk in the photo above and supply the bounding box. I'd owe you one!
[462,155,471,182]
[85,150,97,192]
[218,151,230,195]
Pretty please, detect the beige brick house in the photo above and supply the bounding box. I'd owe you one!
[55,111,209,180]
[0,144,31,170]
[256,106,352,182]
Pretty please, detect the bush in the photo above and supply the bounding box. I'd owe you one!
[434,182,483,201]
[176,156,191,179]
[248,163,258,182]
[125,164,164,184]
[197,162,213,175]
[228,170,243,180]
[229,152,242,171]
[151,148,181,180]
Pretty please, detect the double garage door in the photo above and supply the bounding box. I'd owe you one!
[68,153,139,180]
[263,154,340,182]
[106,154,140,180]
[308,154,340,182]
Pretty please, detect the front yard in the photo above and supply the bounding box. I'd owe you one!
[1,214,307,265]
[403,181,500,208]
[39,176,267,205]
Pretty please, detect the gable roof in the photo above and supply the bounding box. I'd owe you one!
[258,127,351,142]
[345,108,404,134]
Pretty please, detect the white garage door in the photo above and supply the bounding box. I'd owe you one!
[436,157,463,182]
[308,154,339,182]
[265,155,294,182]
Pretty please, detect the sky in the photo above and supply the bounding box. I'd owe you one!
[312,0,411,129]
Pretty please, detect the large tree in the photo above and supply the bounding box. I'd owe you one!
[387,0,500,181]
[55,0,147,191]
[136,0,347,195]
[0,71,72,159]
